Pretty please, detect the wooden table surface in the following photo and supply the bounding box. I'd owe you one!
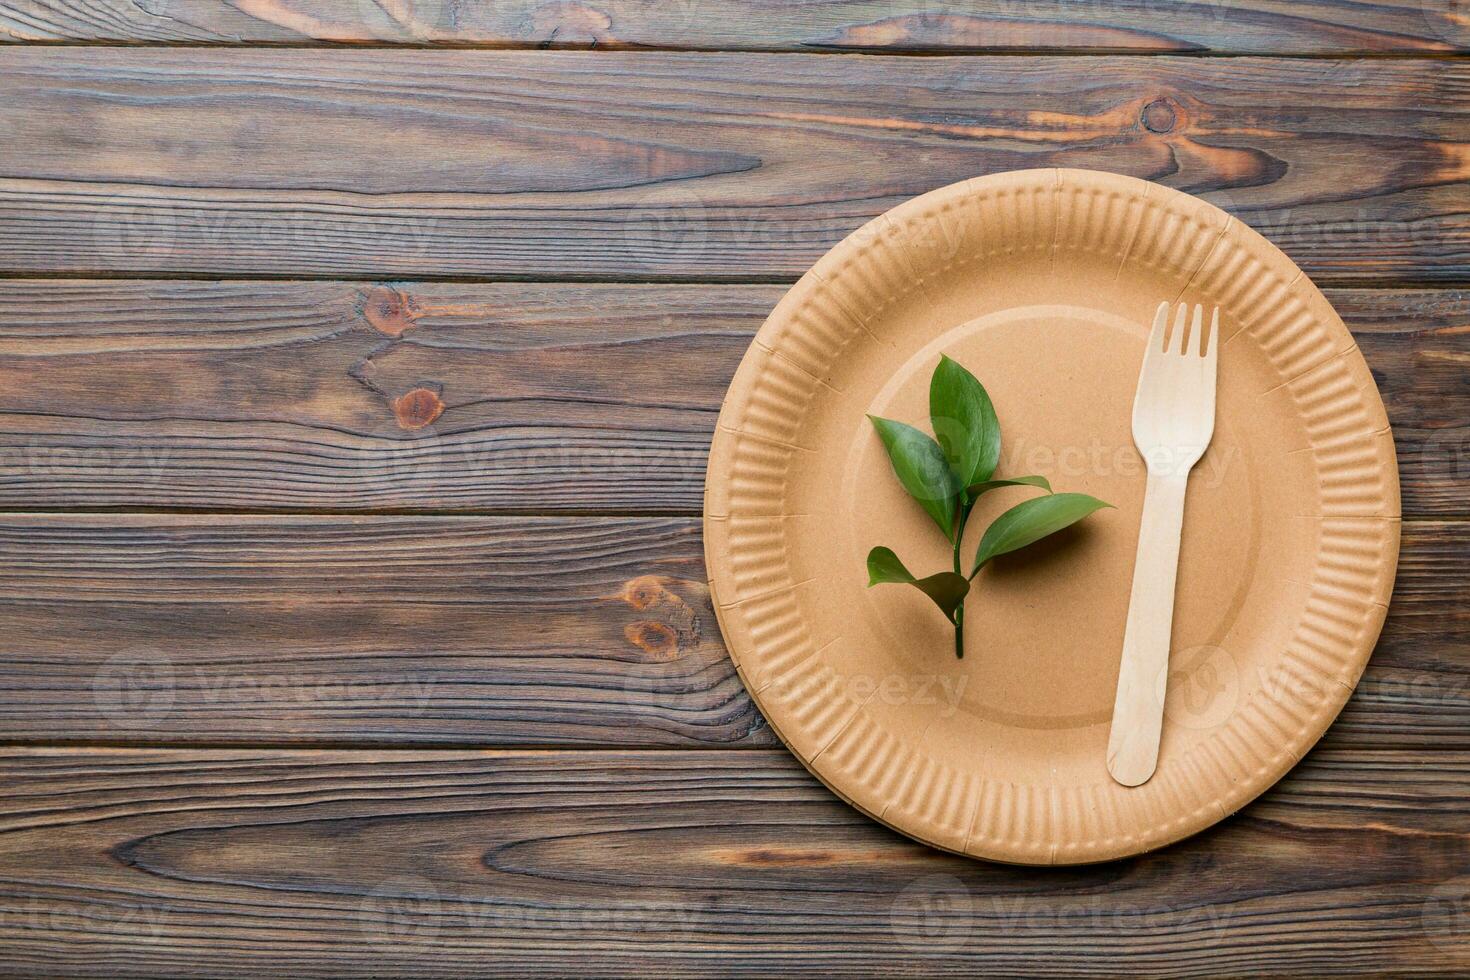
[0,2,1466,976]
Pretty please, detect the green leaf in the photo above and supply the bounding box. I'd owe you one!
[930,355,1001,491]
[965,474,1052,499]
[970,493,1112,576]
[868,415,959,538]
[867,547,970,621]
[866,546,916,586]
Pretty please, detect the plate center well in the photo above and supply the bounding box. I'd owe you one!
[840,304,1258,733]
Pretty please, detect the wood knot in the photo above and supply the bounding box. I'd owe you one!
[1141,98,1178,134]
[621,575,669,610]
[611,575,696,658]
[393,387,444,430]
[712,847,852,867]
[617,575,702,661]
[363,286,421,337]
[624,621,678,659]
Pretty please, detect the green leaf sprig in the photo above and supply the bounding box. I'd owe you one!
[866,355,1112,659]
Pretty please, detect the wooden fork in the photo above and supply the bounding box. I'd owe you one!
[1107,302,1219,787]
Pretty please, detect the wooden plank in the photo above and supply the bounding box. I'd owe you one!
[1351,288,1470,517]
[0,746,1463,976]
[0,281,1463,514]
[0,515,765,747]
[0,515,1461,748]
[1,0,1465,53]
[0,50,1464,282]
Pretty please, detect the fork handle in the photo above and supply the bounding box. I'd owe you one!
[1107,470,1189,787]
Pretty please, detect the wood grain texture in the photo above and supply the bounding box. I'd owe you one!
[0,515,764,746]
[0,514,1460,748]
[2,0,1466,52]
[0,747,1464,977]
[0,24,1459,979]
[0,282,1463,514]
[0,50,1465,282]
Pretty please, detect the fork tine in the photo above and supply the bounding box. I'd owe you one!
[1170,303,1188,354]
[1205,307,1219,362]
[1189,304,1205,357]
[1148,301,1169,352]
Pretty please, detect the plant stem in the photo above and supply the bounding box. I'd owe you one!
[952,502,967,659]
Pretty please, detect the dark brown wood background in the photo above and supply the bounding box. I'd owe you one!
[0,2,1466,976]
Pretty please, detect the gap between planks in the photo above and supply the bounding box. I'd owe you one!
[0,738,783,751]
[1,42,1468,57]
[0,270,1466,290]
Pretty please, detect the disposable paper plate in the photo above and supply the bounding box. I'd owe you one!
[704,169,1399,864]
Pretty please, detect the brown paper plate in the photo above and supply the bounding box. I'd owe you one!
[704,169,1399,865]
